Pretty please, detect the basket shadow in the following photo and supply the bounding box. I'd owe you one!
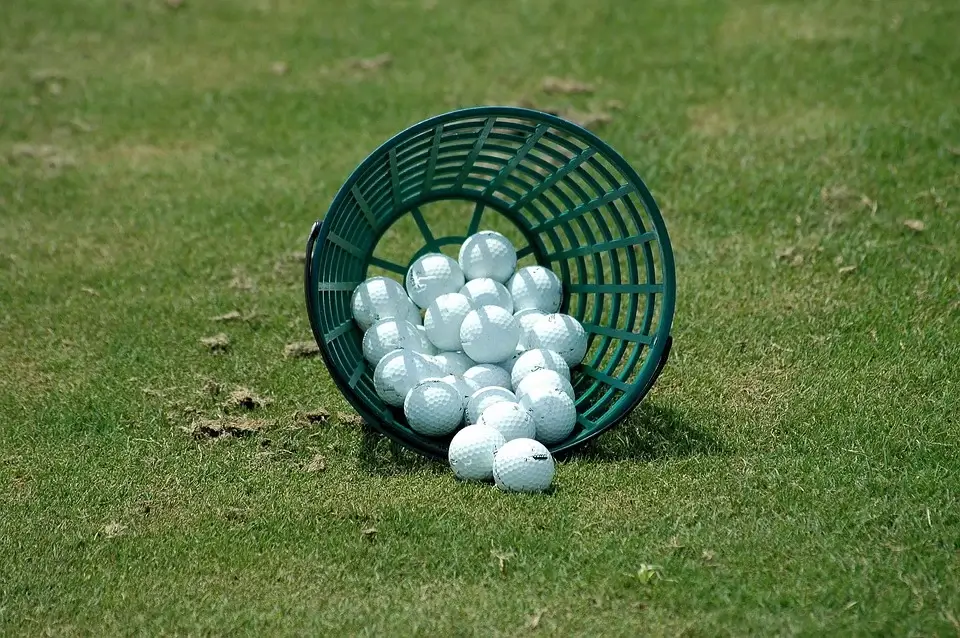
[566,401,726,463]
[357,424,447,476]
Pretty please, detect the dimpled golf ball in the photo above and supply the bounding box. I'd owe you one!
[406,253,465,310]
[514,308,547,349]
[430,351,475,376]
[459,305,520,363]
[350,276,422,331]
[373,349,442,407]
[460,278,514,313]
[507,266,562,313]
[510,348,571,388]
[423,292,472,351]
[478,401,536,442]
[362,318,426,365]
[514,368,576,402]
[493,438,555,493]
[403,377,464,436]
[458,230,517,283]
[462,364,512,391]
[519,386,577,444]
[441,374,475,411]
[497,347,526,375]
[466,387,517,425]
[416,325,438,355]
[528,313,588,367]
[448,424,506,481]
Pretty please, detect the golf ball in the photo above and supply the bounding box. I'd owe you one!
[528,313,588,367]
[514,368,575,402]
[403,377,464,437]
[478,401,536,442]
[362,318,426,365]
[459,305,520,363]
[493,438,555,493]
[497,346,526,375]
[462,363,512,392]
[460,278,514,313]
[519,386,577,444]
[406,253,465,310]
[465,386,517,425]
[510,348,571,388]
[430,351,475,377]
[423,292,472,351]
[350,276,421,331]
[416,325,438,355]
[373,349,442,407]
[448,424,506,481]
[514,308,547,349]
[507,266,562,313]
[458,230,517,283]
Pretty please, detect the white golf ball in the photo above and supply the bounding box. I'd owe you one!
[441,374,475,411]
[510,348,571,388]
[416,325,438,355]
[405,253,465,310]
[519,386,577,444]
[462,364,512,391]
[460,278,513,313]
[466,387,517,425]
[514,308,547,349]
[448,424,506,481]
[507,265,562,313]
[430,351,475,377]
[498,347,526,375]
[493,438,555,493]
[403,377,464,437]
[528,313,588,367]
[514,369,575,402]
[423,292,472,351]
[373,349,442,407]
[459,305,520,363]
[362,318,426,365]
[350,276,421,331]
[458,230,517,283]
[478,401,536,442]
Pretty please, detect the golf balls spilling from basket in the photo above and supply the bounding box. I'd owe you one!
[306,106,676,493]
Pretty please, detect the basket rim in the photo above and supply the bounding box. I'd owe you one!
[305,105,676,459]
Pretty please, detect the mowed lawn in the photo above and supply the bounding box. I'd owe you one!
[1,0,958,635]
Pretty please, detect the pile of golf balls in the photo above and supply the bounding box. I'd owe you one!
[351,230,589,493]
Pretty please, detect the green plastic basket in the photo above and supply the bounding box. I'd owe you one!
[305,106,675,459]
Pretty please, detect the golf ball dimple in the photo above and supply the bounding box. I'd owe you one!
[448,424,506,481]
[478,401,536,442]
[351,276,421,331]
[459,305,520,363]
[423,292,472,351]
[519,386,577,444]
[430,351,475,377]
[514,368,575,402]
[460,278,514,313]
[528,313,588,367]
[466,387,517,425]
[493,438,555,493]
[507,266,562,313]
[458,230,517,283]
[403,377,464,437]
[462,364,512,391]
[406,253,465,310]
[362,318,426,365]
[373,349,442,407]
[510,348,571,389]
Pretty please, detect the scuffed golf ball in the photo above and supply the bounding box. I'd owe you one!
[423,292,472,351]
[514,368,575,402]
[478,401,536,442]
[507,266,562,313]
[460,278,514,313]
[406,253,465,310]
[459,305,520,363]
[416,325,438,355]
[462,363,512,392]
[403,377,464,436]
[493,438,555,493]
[466,386,517,425]
[514,308,547,349]
[510,348,571,388]
[497,347,526,375]
[458,230,517,283]
[351,276,421,330]
[362,318,426,365]
[373,349,442,407]
[430,351,475,377]
[519,386,577,444]
[448,424,506,481]
[528,313,588,367]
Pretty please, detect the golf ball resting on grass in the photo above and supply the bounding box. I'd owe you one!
[349,230,592,492]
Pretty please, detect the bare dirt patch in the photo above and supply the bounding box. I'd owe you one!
[541,77,595,95]
[224,386,271,410]
[186,416,271,439]
[200,333,230,353]
[284,341,320,359]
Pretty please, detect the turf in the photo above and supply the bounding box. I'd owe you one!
[1,0,958,635]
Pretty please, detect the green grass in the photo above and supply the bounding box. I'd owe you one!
[1,0,958,634]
